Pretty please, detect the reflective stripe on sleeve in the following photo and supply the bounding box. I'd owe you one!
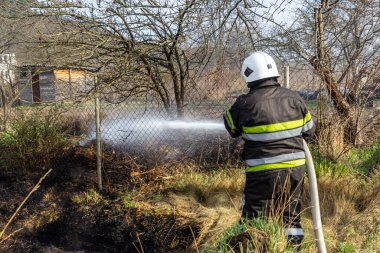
[223,112,232,129]
[245,159,306,172]
[286,228,304,236]
[304,112,312,123]
[302,119,314,132]
[245,152,305,167]
[226,110,238,132]
[242,126,303,141]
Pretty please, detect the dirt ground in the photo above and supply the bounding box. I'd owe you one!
[0,146,241,253]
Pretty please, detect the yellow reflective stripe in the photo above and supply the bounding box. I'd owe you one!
[245,159,306,172]
[243,119,304,134]
[227,110,238,131]
[304,112,312,123]
[242,113,312,134]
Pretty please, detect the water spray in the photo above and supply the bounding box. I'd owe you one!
[86,116,226,147]
[159,120,225,131]
[303,139,327,253]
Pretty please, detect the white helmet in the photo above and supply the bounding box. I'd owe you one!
[241,51,280,83]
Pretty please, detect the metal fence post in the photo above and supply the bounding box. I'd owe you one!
[94,75,102,190]
[284,65,290,89]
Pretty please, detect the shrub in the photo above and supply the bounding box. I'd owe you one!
[0,115,70,170]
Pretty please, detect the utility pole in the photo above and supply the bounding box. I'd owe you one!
[284,65,290,89]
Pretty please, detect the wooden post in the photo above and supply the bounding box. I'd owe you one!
[69,68,73,99]
[284,65,290,89]
[31,71,41,103]
[94,75,102,190]
[0,72,6,131]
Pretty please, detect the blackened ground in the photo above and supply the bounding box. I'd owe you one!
[101,133,243,168]
[35,206,197,253]
[0,147,201,253]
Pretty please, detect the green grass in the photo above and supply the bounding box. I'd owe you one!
[311,140,380,178]
[202,217,292,253]
[312,152,351,178]
[336,242,355,253]
[345,140,380,175]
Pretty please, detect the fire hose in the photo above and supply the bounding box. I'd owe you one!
[303,139,327,253]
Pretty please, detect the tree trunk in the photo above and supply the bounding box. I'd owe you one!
[344,115,358,145]
[0,84,7,131]
[166,53,185,119]
[313,2,357,145]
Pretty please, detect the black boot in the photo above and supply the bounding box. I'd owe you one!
[288,235,303,252]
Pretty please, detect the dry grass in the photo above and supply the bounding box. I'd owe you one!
[97,149,380,252]
[301,169,380,252]
[316,114,346,160]
[169,164,245,199]
[148,160,380,252]
[117,165,246,249]
[167,166,245,245]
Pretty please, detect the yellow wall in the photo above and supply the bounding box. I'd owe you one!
[54,69,86,81]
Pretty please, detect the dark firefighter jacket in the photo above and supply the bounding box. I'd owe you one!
[224,79,315,173]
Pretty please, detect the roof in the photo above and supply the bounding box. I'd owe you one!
[17,64,99,72]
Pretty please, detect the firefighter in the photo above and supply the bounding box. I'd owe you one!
[223,51,315,250]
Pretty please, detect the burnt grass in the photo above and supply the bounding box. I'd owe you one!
[0,146,204,253]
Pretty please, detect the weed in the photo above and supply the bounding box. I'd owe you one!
[84,189,103,204]
[152,193,163,201]
[71,189,106,205]
[203,217,291,253]
[121,194,135,208]
[336,242,355,253]
[312,155,351,178]
[203,222,245,252]
[311,139,380,178]
[0,115,70,170]
[346,140,380,175]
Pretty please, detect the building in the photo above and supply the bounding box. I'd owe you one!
[0,53,95,105]
[17,65,93,104]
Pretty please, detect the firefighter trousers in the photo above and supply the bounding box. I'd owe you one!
[241,166,305,246]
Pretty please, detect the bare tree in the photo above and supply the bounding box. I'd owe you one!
[21,0,271,118]
[0,0,36,130]
[273,0,380,144]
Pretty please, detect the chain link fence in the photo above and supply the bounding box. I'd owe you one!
[89,62,326,166]
[95,66,244,165]
[2,57,379,189]
[2,57,379,171]
[0,62,322,145]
